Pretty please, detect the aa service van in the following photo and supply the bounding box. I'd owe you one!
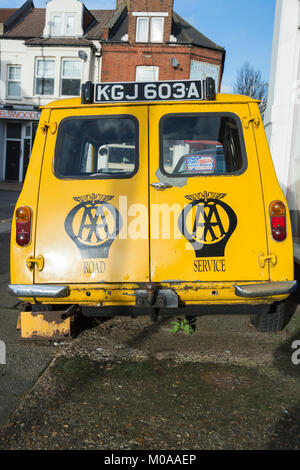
[8,78,297,338]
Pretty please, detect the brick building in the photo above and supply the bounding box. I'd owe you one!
[101,0,225,87]
[0,0,225,182]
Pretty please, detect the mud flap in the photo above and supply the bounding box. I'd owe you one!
[17,306,78,339]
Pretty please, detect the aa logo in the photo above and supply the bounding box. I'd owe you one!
[178,192,237,258]
[65,193,122,259]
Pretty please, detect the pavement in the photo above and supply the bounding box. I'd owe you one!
[0,185,53,429]
[0,189,20,235]
[0,232,53,428]
[0,303,299,450]
[0,182,22,192]
[0,257,299,450]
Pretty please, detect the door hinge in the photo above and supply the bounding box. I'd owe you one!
[243,115,260,129]
[258,252,277,269]
[40,121,57,135]
[26,255,44,272]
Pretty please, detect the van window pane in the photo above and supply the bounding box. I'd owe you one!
[55,117,138,179]
[160,114,245,176]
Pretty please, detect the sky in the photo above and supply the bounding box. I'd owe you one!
[0,0,276,92]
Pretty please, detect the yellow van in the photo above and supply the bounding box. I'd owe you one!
[9,78,297,338]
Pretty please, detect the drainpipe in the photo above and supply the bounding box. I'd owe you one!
[94,43,102,82]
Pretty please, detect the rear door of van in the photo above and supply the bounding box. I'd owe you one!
[34,104,149,284]
[149,102,270,282]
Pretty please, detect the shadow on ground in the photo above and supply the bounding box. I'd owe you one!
[266,327,300,449]
[1,264,300,449]
[265,263,300,449]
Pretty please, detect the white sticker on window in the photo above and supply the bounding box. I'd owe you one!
[186,155,215,173]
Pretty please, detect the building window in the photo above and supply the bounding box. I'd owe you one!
[61,60,82,96]
[136,66,159,82]
[136,17,149,42]
[50,13,76,36]
[51,15,61,35]
[150,18,164,42]
[7,65,21,98]
[35,59,55,95]
[66,16,75,35]
[136,17,164,43]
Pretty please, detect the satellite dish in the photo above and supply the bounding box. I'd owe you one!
[171,57,180,69]
[78,50,88,61]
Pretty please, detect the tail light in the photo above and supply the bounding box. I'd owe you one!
[270,201,286,241]
[15,206,31,247]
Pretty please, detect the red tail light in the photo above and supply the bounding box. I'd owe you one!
[270,201,286,241]
[16,206,31,247]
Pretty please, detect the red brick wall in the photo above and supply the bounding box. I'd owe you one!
[127,0,173,44]
[101,43,224,91]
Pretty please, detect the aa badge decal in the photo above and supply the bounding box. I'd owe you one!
[178,191,237,258]
[65,193,122,259]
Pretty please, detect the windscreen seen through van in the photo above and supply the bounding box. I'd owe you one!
[160,114,245,176]
[55,117,137,178]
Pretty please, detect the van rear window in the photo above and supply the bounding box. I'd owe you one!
[55,116,138,179]
[160,113,246,177]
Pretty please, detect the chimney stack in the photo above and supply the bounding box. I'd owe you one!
[116,0,128,10]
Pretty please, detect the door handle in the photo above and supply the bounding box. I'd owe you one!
[26,255,44,271]
[150,182,173,190]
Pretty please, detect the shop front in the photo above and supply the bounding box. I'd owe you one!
[0,108,40,182]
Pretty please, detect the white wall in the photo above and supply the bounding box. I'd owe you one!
[265,0,300,258]
[43,0,84,37]
[0,39,94,106]
[265,0,300,195]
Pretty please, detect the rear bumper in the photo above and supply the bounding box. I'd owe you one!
[234,281,297,298]
[8,284,69,298]
[8,281,297,304]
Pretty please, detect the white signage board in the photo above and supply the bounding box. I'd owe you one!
[0,109,41,120]
[190,61,220,86]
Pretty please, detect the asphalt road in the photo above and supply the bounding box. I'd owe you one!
[0,191,19,235]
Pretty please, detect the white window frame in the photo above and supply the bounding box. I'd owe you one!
[150,17,164,43]
[50,13,76,37]
[60,59,82,97]
[136,66,159,82]
[136,16,164,43]
[132,12,169,17]
[136,17,149,42]
[34,58,55,96]
[66,15,75,35]
[7,65,21,98]
[51,15,62,35]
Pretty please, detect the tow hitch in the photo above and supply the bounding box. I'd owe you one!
[135,284,178,308]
